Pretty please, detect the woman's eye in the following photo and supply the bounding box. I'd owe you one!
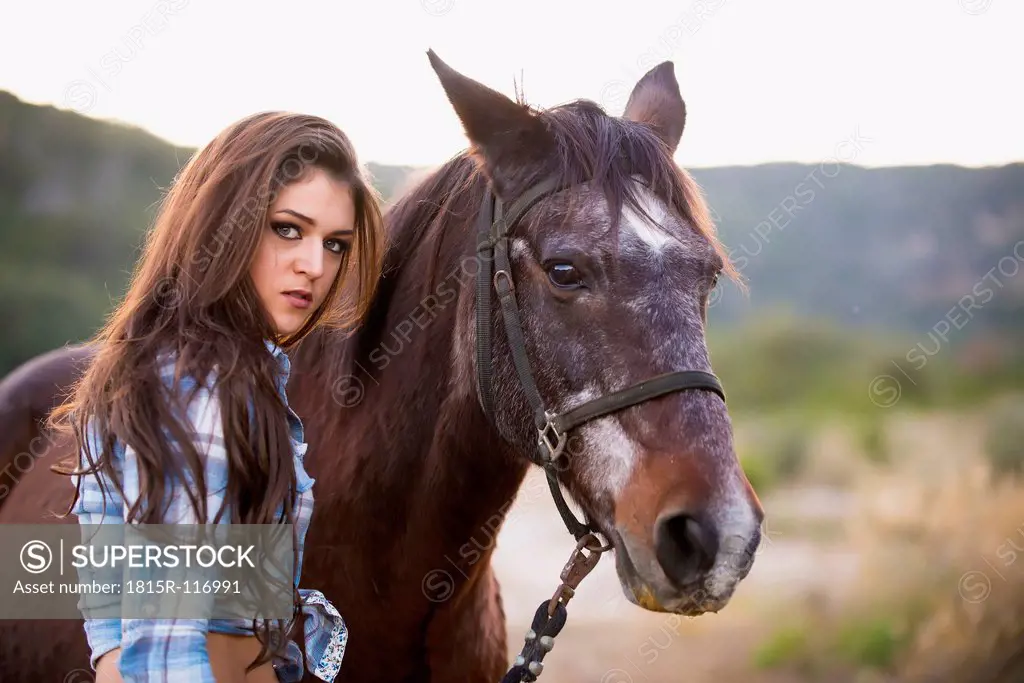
[324,239,348,255]
[272,222,300,239]
[547,262,584,289]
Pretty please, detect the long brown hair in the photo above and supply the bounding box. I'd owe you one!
[49,111,385,670]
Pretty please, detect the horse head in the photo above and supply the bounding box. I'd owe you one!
[427,50,764,617]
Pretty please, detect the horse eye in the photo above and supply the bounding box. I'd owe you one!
[547,262,583,289]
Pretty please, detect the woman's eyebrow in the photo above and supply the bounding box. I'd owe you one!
[276,208,353,237]
[277,208,315,224]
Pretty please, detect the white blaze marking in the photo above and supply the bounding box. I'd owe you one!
[622,188,673,253]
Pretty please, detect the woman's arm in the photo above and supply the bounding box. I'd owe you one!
[115,377,230,683]
[71,424,126,672]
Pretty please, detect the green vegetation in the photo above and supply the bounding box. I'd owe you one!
[833,616,905,669]
[737,413,813,492]
[983,394,1024,478]
[2,89,1022,426]
[753,623,811,670]
[855,414,890,465]
[754,610,916,677]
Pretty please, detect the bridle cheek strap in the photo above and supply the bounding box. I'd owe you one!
[475,176,568,438]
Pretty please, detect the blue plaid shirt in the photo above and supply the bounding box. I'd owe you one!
[71,339,347,682]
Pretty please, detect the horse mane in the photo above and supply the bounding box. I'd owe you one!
[361,153,487,347]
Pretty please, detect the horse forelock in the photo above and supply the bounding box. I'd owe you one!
[538,100,726,269]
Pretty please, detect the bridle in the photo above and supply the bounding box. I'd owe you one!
[472,174,727,681]
[474,174,726,540]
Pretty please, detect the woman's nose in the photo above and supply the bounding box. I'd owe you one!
[295,241,324,279]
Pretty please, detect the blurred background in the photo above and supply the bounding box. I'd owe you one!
[2,1,1022,681]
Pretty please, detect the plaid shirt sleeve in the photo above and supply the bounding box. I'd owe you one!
[70,423,126,670]
[73,367,230,683]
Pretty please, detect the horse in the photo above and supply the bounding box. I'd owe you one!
[0,343,94,491]
[0,50,764,682]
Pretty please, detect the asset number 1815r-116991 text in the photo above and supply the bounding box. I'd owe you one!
[126,580,241,594]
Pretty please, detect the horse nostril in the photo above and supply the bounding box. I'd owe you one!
[655,512,720,587]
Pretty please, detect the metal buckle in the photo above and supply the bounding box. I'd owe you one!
[537,417,567,462]
[546,532,612,615]
[493,269,514,295]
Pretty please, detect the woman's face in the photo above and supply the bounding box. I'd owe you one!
[249,167,355,338]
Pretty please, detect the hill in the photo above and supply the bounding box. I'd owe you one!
[1,90,1022,389]
[695,162,1024,336]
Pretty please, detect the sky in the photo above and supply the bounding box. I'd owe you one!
[1,0,1021,170]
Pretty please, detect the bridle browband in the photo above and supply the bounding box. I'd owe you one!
[473,175,727,542]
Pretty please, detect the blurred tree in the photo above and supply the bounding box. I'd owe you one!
[1,89,1022,403]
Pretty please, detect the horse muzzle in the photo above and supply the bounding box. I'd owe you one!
[610,495,763,615]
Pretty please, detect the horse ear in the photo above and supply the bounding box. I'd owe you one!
[427,49,553,197]
[622,61,686,154]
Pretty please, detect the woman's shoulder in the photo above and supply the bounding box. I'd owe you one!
[115,340,292,446]
[153,345,219,394]
[154,340,285,391]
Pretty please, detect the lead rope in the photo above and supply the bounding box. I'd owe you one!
[500,532,612,682]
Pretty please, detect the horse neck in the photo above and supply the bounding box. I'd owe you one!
[292,177,531,585]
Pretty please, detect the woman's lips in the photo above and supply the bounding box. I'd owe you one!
[283,291,311,309]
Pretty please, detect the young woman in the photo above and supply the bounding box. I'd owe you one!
[49,111,386,682]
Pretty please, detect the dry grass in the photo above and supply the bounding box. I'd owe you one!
[754,406,1024,682]
[495,403,1024,682]
[893,468,1024,681]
